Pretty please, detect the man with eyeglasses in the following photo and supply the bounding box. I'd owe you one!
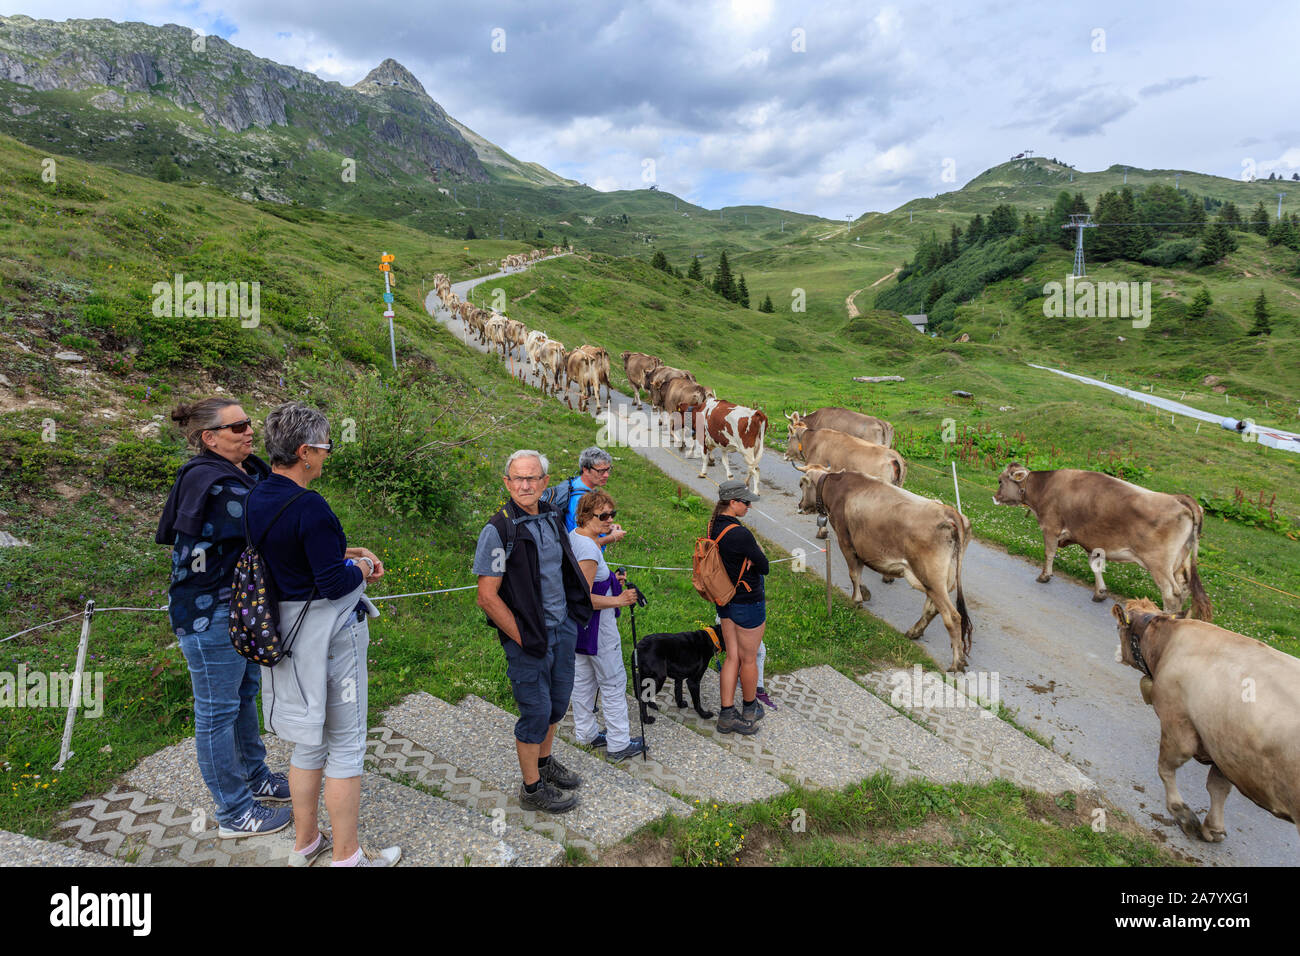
[545,446,627,545]
[474,450,595,813]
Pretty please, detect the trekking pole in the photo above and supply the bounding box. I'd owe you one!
[628,603,648,761]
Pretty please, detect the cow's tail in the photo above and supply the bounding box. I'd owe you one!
[1176,493,1213,621]
[949,506,973,655]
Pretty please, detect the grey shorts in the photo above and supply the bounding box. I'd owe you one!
[503,616,577,744]
[287,614,370,779]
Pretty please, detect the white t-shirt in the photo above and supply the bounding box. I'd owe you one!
[568,530,621,646]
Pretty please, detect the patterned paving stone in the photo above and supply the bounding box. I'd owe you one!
[384,692,683,851]
[558,694,788,804]
[656,673,878,789]
[769,666,991,785]
[859,669,1097,795]
[458,694,693,815]
[367,727,566,866]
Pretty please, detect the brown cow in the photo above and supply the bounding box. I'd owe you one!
[621,351,664,408]
[565,345,610,413]
[645,365,696,411]
[1113,597,1300,841]
[797,465,973,672]
[482,315,508,358]
[536,339,566,396]
[786,426,906,486]
[502,318,527,364]
[660,377,714,449]
[788,407,894,448]
[694,396,766,493]
[994,464,1212,619]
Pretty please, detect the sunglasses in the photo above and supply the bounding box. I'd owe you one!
[208,418,252,435]
[306,441,333,455]
[595,511,617,521]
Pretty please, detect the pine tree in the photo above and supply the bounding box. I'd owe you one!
[737,274,750,308]
[153,155,181,182]
[1249,291,1272,335]
[965,214,985,246]
[1198,222,1237,265]
[687,255,703,281]
[537,228,545,239]
[651,250,670,272]
[1187,288,1212,318]
[713,251,737,301]
[924,277,948,313]
[1250,202,1271,236]
[759,294,774,313]
[949,223,963,260]
[1219,202,1243,230]
[465,224,477,240]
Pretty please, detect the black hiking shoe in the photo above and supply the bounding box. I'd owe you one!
[742,700,765,723]
[519,780,578,814]
[538,756,581,790]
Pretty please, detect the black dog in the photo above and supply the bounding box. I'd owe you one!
[634,627,724,722]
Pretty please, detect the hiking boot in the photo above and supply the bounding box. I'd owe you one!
[607,737,648,763]
[755,688,777,711]
[288,829,332,868]
[716,707,758,736]
[519,780,578,814]
[218,802,293,839]
[586,731,608,749]
[538,756,580,790]
[250,771,291,804]
[742,699,765,723]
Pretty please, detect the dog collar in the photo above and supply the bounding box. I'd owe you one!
[704,626,722,652]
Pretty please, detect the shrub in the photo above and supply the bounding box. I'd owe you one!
[327,372,476,520]
[101,439,187,493]
[1138,238,1199,267]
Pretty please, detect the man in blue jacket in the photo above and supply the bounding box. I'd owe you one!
[474,450,594,813]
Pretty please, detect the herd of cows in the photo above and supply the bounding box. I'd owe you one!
[429,264,1300,847]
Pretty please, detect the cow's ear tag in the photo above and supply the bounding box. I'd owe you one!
[1139,675,1154,706]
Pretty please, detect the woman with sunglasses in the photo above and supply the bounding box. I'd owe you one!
[156,397,293,838]
[567,489,646,762]
[245,401,397,867]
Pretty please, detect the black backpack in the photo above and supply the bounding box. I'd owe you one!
[229,489,317,666]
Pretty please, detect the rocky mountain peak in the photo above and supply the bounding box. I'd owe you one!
[354,58,427,97]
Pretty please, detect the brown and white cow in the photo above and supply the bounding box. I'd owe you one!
[524,329,549,369]
[693,397,767,494]
[1113,597,1300,842]
[994,464,1212,619]
[797,464,973,672]
[788,407,894,448]
[535,339,566,396]
[502,318,527,364]
[621,351,664,408]
[565,345,610,413]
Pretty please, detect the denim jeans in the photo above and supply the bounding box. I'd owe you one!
[179,619,273,826]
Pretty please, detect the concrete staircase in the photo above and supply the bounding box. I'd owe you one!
[22,665,1096,867]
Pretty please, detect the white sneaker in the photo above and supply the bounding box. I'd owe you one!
[288,829,332,868]
[352,844,402,867]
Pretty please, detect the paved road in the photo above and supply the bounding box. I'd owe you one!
[426,264,1298,866]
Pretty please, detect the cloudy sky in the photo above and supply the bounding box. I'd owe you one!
[9,0,1300,218]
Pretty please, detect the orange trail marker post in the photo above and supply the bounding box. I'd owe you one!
[381,252,397,369]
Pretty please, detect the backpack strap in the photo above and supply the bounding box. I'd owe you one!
[244,487,312,550]
[710,521,752,593]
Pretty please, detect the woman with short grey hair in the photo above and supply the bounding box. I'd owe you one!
[245,401,399,867]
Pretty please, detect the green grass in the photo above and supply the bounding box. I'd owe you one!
[619,777,1179,867]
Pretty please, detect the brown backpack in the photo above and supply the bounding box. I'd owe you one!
[692,522,752,605]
